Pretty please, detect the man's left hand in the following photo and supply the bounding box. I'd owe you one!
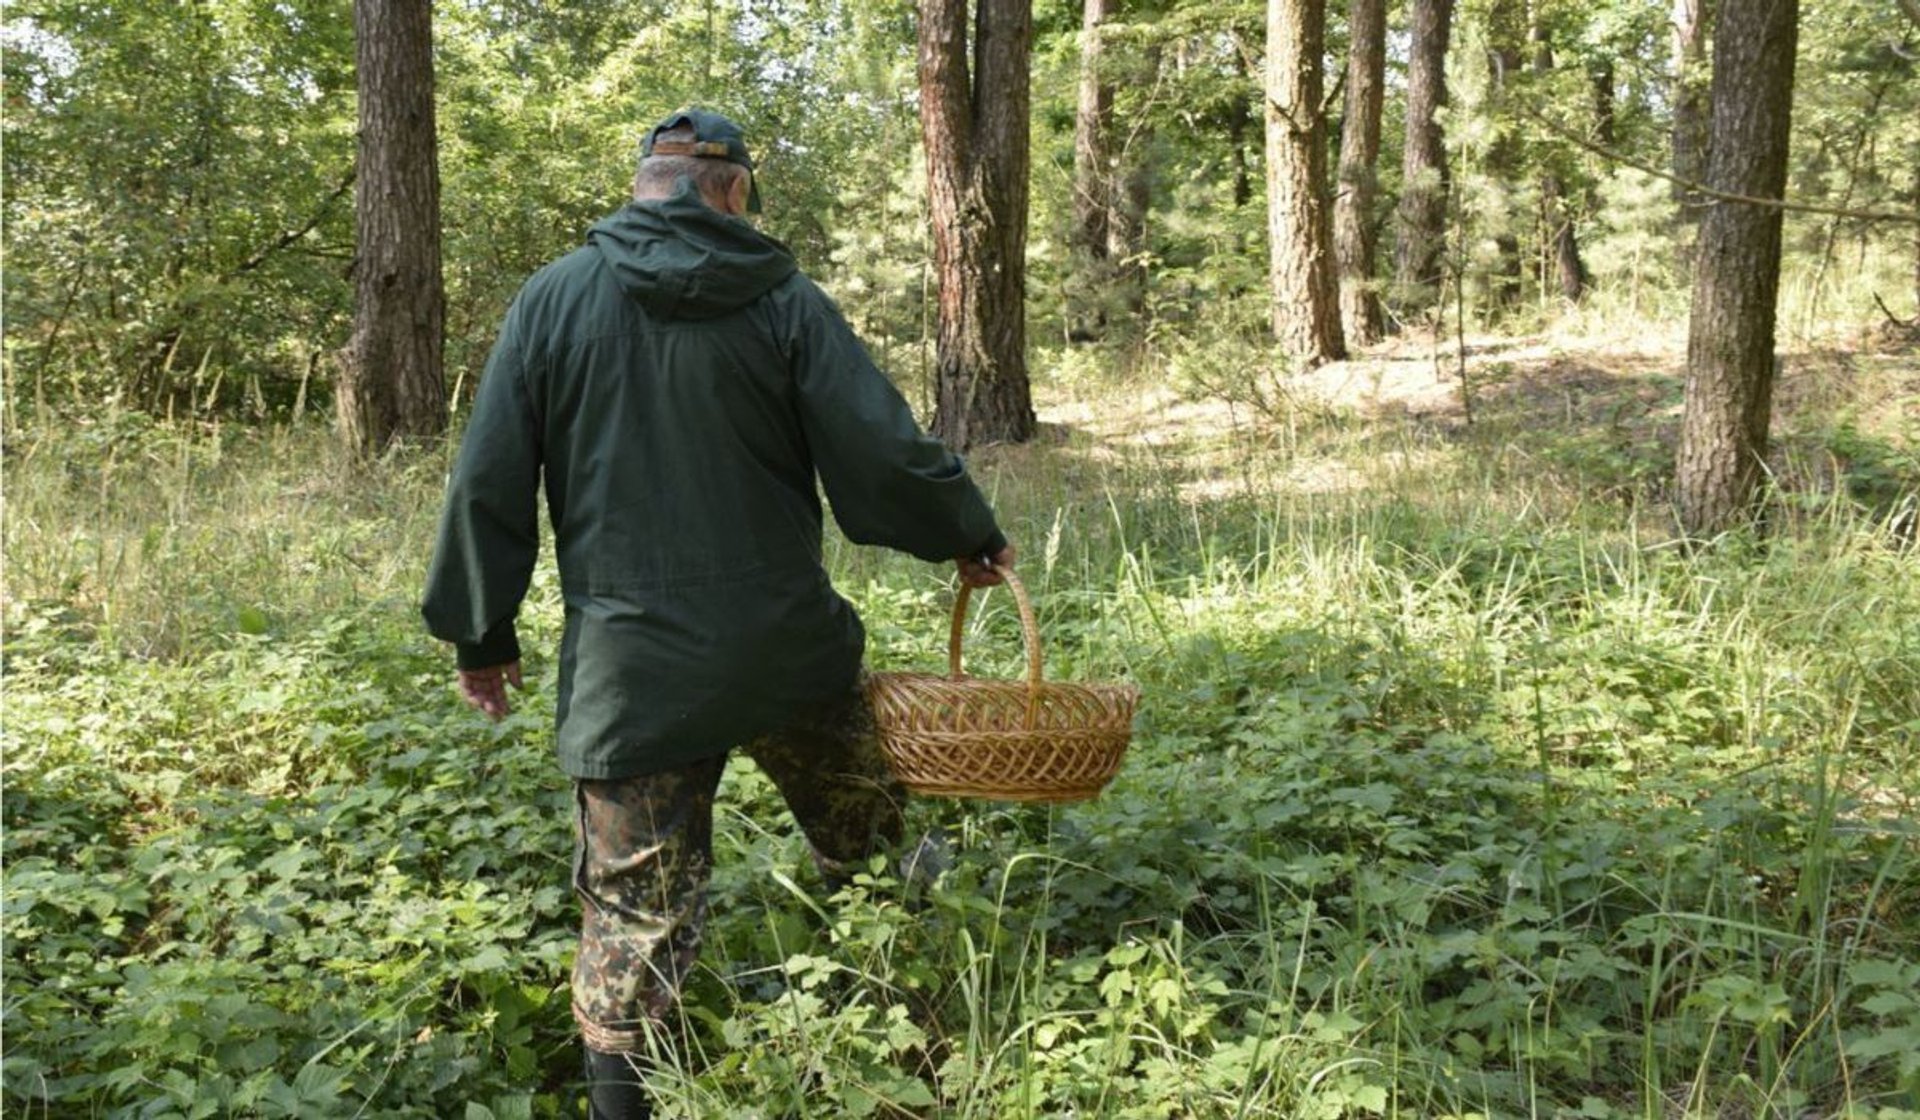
[957,544,1017,588]
[457,660,524,721]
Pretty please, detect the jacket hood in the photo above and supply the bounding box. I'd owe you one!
[587,177,799,319]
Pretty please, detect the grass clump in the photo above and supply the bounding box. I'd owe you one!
[5,335,1918,1117]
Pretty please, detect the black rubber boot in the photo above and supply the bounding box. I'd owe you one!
[582,1047,652,1120]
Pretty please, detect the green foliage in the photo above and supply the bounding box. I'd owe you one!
[2,0,930,424]
[1583,168,1688,316]
[3,0,356,419]
[6,377,1918,1115]
[5,0,1920,1114]
[1819,421,1920,517]
[8,0,1915,428]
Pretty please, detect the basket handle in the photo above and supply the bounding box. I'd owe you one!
[948,564,1044,723]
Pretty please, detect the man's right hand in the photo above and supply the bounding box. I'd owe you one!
[457,660,525,722]
[957,544,1016,588]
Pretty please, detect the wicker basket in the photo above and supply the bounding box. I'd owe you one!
[865,566,1137,803]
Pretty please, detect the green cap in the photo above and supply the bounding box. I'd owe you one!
[640,108,762,213]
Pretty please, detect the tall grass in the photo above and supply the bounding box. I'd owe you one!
[4,412,452,659]
[4,341,1917,1117]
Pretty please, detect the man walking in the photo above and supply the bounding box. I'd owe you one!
[421,109,1014,1118]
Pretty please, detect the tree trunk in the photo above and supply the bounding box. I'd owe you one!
[1228,49,1255,210]
[1488,54,1526,311]
[1533,25,1585,302]
[340,0,446,454]
[1671,0,1712,222]
[1482,0,1526,312]
[919,0,1035,449]
[1334,0,1385,345]
[1586,57,1615,227]
[1392,0,1454,317]
[1070,0,1114,339]
[1676,0,1797,537]
[1110,56,1156,321]
[1265,0,1345,364]
[1540,176,1587,301]
[1591,58,1615,148]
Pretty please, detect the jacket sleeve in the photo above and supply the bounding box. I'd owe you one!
[784,278,1004,564]
[421,305,542,668]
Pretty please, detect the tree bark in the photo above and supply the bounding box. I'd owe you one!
[1671,0,1712,222]
[1532,25,1585,302]
[1265,0,1345,363]
[1110,53,1157,320]
[1334,0,1385,345]
[1586,57,1615,228]
[340,0,446,454]
[1591,58,1615,148]
[1540,176,1588,302]
[1070,0,1114,339]
[1676,0,1798,537]
[919,0,1035,449]
[1482,0,1526,312]
[1392,0,1454,317]
[1228,48,1255,209]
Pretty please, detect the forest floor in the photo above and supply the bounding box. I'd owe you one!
[1044,320,1919,517]
[5,321,1918,1118]
[1055,319,1920,442]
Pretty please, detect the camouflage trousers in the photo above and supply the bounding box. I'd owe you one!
[570,684,905,1054]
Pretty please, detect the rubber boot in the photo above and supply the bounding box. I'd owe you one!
[582,1047,652,1120]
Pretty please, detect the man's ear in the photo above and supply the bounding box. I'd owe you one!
[727,172,751,216]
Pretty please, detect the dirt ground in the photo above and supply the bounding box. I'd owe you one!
[1034,320,1918,508]
[1060,320,1910,433]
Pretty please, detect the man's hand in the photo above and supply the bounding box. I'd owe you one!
[956,544,1017,588]
[457,660,524,722]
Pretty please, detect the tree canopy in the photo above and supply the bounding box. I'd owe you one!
[4,0,1913,428]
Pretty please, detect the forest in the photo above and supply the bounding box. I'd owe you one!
[3,0,1918,1116]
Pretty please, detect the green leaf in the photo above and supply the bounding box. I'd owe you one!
[1861,991,1920,1017]
[1848,1027,1920,1061]
[1848,959,1917,988]
[1351,1084,1389,1112]
[461,945,511,975]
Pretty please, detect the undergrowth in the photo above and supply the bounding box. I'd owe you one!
[4,350,1918,1118]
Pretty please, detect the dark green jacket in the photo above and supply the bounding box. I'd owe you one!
[422,180,1003,779]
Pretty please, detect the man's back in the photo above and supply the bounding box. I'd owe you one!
[423,111,1012,1118]
[423,178,1001,781]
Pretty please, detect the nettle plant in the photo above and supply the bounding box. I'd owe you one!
[5,394,1918,1117]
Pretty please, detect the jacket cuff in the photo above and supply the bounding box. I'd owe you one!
[974,529,1008,561]
[455,620,521,669]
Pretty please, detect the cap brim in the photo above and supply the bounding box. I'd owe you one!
[746,175,762,213]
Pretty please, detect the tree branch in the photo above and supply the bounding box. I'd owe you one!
[1515,100,1920,225]
[230,168,356,278]
[1265,94,1309,135]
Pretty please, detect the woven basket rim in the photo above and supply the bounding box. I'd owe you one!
[864,565,1136,801]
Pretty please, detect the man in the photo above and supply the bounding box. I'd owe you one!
[421,109,1015,1119]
